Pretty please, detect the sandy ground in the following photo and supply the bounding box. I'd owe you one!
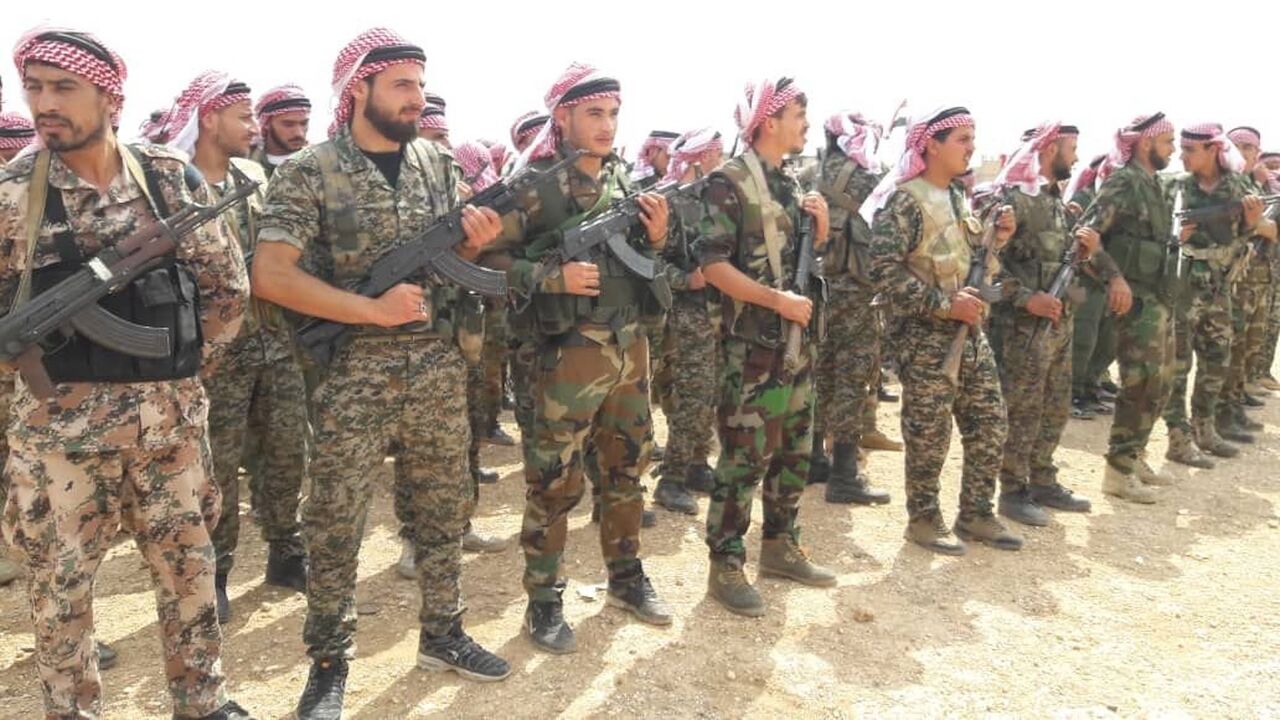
[2,374,1280,720]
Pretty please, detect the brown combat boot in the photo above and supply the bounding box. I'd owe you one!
[1165,426,1214,469]
[758,537,837,587]
[707,557,766,617]
[904,512,966,556]
[860,429,904,452]
[954,513,1023,551]
[1102,463,1157,504]
[1194,417,1240,458]
[1135,456,1177,486]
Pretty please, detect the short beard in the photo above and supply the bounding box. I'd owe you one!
[364,98,417,144]
[1051,156,1072,182]
[267,124,304,154]
[43,114,106,153]
[1149,147,1169,171]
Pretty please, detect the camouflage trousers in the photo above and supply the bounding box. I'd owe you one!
[657,291,719,480]
[303,337,472,658]
[1162,278,1232,430]
[705,337,813,562]
[1226,281,1268,402]
[3,430,227,719]
[509,337,539,455]
[1071,277,1118,398]
[1109,293,1176,472]
[522,337,652,601]
[203,334,308,574]
[995,308,1072,492]
[1257,282,1280,378]
[0,376,9,509]
[476,303,509,435]
[892,320,1006,520]
[814,281,880,445]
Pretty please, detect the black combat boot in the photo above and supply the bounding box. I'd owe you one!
[525,583,576,654]
[265,541,308,592]
[824,442,890,505]
[296,657,348,720]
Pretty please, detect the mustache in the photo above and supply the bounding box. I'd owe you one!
[36,113,71,124]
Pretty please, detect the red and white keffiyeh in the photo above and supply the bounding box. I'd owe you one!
[735,77,802,145]
[329,27,425,138]
[479,138,511,175]
[660,127,723,185]
[454,140,499,193]
[0,111,35,151]
[993,122,1072,196]
[418,99,447,132]
[1101,112,1174,181]
[629,130,678,183]
[861,106,974,224]
[13,26,127,127]
[161,70,251,156]
[824,112,883,172]
[1228,126,1261,150]
[509,111,545,151]
[1064,153,1107,202]
[1182,122,1246,174]
[255,84,310,138]
[516,62,620,169]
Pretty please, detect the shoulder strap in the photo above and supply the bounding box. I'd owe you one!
[819,161,859,214]
[12,150,53,312]
[407,140,445,217]
[742,151,787,288]
[315,143,361,250]
[121,144,170,219]
[557,164,621,232]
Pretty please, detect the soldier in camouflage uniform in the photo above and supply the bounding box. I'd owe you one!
[698,78,838,617]
[987,124,1104,527]
[252,29,511,719]
[1076,113,1179,503]
[1,29,251,719]
[478,63,673,654]
[1250,150,1280,388]
[1161,124,1268,464]
[811,112,891,506]
[160,72,310,624]
[652,128,724,514]
[867,106,1023,555]
[1067,153,1119,419]
[1222,127,1277,430]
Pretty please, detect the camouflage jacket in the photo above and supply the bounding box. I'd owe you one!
[997,182,1119,310]
[816,151,883,289]
[256,126,463,332]
[482,141,653,348]
[1242,173,1274,283]
[869,180,973,326]
[1076,163,1174,297]
[697,150,805,345]
[662,191,705,292]
[0,143,248,452]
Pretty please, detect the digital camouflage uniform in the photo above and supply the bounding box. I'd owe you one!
[992,182,1119,491]
[1077,163,1177,472]
[869,178,1007,520]
[813,150,884,453]
[698,151,818,563]
[0,143,248,719]
[1256,239,1280,379]
[482,143,661,601]
[201,157,308,577]
[656,189,719,484]
[256,128,474,658]
[1161,171,1251,433]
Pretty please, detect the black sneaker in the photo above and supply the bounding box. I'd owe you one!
[296,657,348,720]
[685,463,716,494]
[1098,379,1119,396]
[654,478,698,515]
[473,467,500,484]
[215,573,231,624]
[97,641,118,671]
[184,700,253,720]
[877,386,899,403]
[265,543,308,592]
[1070,397,1095,420]
[607,573,672,626]
[1089,398,1114,416]
[417,623,511,682]
[484,427,517,447]
[1244,393,1266,409]
[524,595,576,655]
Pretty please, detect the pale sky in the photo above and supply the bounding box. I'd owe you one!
[3,0,1277,168]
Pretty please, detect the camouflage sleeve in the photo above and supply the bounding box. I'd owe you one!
[696,176,741,268]
[1078,170,1132,238]
[157,159,248,356]
[994,189,1040,309]
[256,152,322,252]
[869,190,951,319]
[0,173,24,313]
[478,180,563,298]
[1086,247,1121,282]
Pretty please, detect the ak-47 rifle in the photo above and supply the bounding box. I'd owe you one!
[1225,199,1280,284]
[941,205,1005,387]
[783,213,817,374]
[295,151,581,367]
[0,165,260,397]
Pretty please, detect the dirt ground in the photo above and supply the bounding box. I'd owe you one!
[2,375,1280,719]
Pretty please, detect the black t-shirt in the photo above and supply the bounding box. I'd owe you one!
[363,147,404,187]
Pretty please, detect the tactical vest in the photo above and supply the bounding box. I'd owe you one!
[526,159,667,339]
[714,155,817,348]
[30,146,203,383]
[898,178,972,296]
[1011,189,1072,292]
[1103,168,1173,296]
[312,138,458,338]
[817,158,872,283]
